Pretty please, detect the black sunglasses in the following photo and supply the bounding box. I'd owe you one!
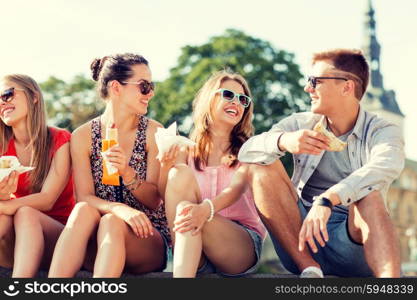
[307,76,348,89]
[215,88,252,108]
[1,87,24,103]
[122,80,155,95]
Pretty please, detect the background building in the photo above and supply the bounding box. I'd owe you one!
[361,0,417,267]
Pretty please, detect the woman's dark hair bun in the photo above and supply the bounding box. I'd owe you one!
[90,58,102,81]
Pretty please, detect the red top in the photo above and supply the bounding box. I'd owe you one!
[5,127,75,224]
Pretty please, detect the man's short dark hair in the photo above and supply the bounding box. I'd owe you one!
[312,49,369,100]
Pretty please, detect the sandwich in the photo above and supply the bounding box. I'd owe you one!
[313,121,347,152]
[0,157,13,169]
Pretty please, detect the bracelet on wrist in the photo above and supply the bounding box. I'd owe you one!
[203,198,214,222]
[123,169,137,186]
[124,172,142,191]
[129,178,144,192]
[124,176,136,186]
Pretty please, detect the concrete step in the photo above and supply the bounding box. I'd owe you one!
[0,266,296,278]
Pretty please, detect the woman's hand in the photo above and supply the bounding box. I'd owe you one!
[158,144,180,170]
[173,202,211,235]
[0,171,18,200]
[104,145,130,177]
[111,204,154,238]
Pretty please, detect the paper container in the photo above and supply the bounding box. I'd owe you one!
[0,156,34,181]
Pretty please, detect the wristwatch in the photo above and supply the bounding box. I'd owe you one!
[313,196,334,210]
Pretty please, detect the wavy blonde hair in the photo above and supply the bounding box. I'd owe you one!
[0,74,52,193]
[190,70,254,171]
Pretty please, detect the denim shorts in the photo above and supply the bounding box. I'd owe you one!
[155,231,171,272]
[270,200,373,277]
[197,222,263,277]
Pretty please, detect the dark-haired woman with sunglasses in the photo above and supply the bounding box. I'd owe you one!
[158,70,266,277]
[48,53,170,277]
[0,74,75,277]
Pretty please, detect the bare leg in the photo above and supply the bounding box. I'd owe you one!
[12,206,64,277]
[348,191,401,277]
[0,215,14,269]
[165,165,202,278]
[200,215,256,275]
[48,202,101,277]
[246,161,320,272]
[93,213,165,277]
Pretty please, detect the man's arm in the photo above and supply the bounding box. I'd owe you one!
[326,124,404,206]
[238,114,329,164]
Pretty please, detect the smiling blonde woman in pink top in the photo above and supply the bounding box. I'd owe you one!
[158,70,266,278]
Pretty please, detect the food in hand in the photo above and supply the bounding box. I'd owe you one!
[313,121,347,152]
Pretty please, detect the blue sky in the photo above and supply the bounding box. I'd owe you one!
[1,0,416,159]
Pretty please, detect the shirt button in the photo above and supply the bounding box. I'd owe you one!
[261,162,266,165]
[297,159,301,163]
[311,166,315,170]
[368,187,372,191]
[298,187,302,191]
[347,198,351,203]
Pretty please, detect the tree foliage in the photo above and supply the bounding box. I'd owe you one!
[149,29,309,134]
[40,74,104,131]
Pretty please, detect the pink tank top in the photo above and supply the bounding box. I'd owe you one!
[189,158,266,239]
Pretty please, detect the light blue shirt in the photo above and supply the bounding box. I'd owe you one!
[238,106,405,206]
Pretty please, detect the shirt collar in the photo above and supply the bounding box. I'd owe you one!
[321,105,364,140]
[351,105,365,140]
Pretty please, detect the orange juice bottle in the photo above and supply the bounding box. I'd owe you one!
[102,123,120,186]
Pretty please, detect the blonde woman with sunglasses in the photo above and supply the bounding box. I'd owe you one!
[0,74,75,277]
[48,53,170,278]
[159,70,266,277]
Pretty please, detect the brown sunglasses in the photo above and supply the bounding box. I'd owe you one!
[1,87,25,103]
[122,80,155,95]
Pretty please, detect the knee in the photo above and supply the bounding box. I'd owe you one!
[67,202,100,226]
[357,191,387,217]
[0,215,13,240]
[247,160,286,185]
[13,206,40,226]
[166,165,195,192]
[98,213,126,235]
[175,201,193,216]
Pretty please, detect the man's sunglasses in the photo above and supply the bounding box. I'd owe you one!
[122,80,155,95]
[215,88,252,108]
[307,76,348,89]
[0,87,25,103]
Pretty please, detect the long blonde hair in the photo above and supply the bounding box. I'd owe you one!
[190,70,254,171]
[0,74,52,193]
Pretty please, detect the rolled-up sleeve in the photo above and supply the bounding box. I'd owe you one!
[238,116,296,165]
[328,124,405,206]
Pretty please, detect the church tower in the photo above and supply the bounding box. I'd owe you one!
[361,0,405,134]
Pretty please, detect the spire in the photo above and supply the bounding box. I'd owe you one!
[361,0,404,118]
[362,0,383,89]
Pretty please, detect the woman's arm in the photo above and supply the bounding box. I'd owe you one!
[0,142,71,215]
[71,123,119,213]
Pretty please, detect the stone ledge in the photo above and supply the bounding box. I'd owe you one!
[0,266,295,278]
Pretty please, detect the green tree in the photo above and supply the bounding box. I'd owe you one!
[149,28,309,134]
[40,74,104,131]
